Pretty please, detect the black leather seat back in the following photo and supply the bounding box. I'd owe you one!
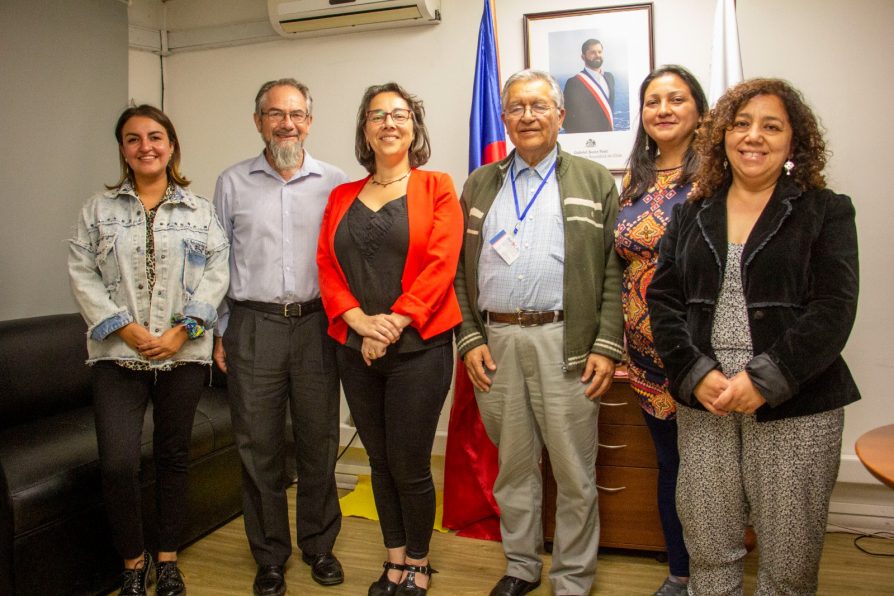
[0,314,91,430]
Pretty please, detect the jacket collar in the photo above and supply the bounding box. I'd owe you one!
[696,176,803,271]
[106,181,198,209]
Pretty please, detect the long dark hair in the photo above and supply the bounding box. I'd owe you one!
[107,104,189,189]
[354,82,431,174]
[621,65,707,202]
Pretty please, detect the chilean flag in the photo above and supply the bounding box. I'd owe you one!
[442,0,504,541]
[467,0,506,171]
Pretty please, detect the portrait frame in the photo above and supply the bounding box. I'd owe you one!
[524,4,654,173]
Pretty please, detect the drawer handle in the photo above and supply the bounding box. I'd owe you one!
[600,400,628,407]
[598,442,628,449]
[596,483,626,493]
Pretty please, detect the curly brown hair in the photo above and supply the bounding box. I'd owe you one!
[690,78,828,200]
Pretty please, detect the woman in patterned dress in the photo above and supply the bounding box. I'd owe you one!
[614,65,707,596]
[647,79,860,594]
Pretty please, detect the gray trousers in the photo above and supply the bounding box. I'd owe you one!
[474,322,600,595]
[223,305,341,566]
[677,406,844,596]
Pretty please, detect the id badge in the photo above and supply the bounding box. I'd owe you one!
[489,228,519,265]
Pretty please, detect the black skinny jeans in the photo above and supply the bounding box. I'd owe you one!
[336,342,453,559]
[92,361,204,559]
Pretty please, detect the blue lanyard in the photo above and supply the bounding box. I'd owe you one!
[510,159,557,235]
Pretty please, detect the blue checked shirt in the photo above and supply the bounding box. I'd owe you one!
[478,147,565,313]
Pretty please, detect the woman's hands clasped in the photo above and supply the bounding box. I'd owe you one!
[117,322,188,361]
[693,369,767,416]
[343,309,412,365]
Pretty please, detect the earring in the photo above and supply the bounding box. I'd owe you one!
[644,138,650,152]
[723,158,728,170]
[784,159,795,176]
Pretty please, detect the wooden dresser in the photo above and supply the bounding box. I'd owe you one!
[542,375,666,552]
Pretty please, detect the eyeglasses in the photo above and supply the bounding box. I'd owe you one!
[504,103,556,119]
[366,108,413,125]
[261,109,309,123]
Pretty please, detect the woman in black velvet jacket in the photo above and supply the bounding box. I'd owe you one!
[647,79,859,594]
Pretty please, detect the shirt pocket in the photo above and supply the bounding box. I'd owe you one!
[95,233,121,290]
[182,237,207,295]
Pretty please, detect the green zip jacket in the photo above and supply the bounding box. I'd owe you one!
[454,147,625,370]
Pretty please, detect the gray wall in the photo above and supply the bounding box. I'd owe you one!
[0,0,128,320]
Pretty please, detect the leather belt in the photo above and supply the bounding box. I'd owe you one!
[235,298,323,318]
[483,310,564,327]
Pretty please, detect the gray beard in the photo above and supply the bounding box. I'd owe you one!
[268,138,302,171]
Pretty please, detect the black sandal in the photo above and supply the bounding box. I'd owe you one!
[368,561,406,596]
[396,563,438,596]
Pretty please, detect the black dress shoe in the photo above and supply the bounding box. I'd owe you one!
[369,561,405,596]
[156,561,186,596]
[119,552,153,596]
[489,575,541,596]
[253,565,286,596]
[302,552,345,586]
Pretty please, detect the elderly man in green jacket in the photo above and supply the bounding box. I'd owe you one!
[455,69,624,596]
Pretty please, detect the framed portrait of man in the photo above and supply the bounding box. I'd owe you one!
[525,4,654,172]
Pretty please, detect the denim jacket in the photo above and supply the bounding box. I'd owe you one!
[68,182,230,367]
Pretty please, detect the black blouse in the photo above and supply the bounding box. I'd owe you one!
[334,195,450,353]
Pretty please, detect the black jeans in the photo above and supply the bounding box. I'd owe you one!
[92,361,205,559]
[642,409,690,578]
[336,342,453,559]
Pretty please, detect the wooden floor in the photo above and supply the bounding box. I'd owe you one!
[162,490,894,595]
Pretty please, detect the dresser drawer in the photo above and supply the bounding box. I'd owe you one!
[598,424,657,468]
[598,383,644,426]
[596,465,665,550]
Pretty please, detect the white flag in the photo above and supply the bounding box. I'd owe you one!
[709,0,744,105]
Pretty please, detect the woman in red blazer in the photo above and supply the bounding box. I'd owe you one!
[317,82,462,596]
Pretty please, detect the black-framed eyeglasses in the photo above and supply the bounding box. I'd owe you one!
[261,109,309,123]
[366,108,413,125]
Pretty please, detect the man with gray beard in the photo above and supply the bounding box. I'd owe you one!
[213,79,348,596]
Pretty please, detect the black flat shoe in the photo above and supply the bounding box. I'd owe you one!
[302,552,345,586]
[156,560,186,596]
[489,575,541,596]
[368,561,405,596]
[119,551,153,596]
[395,562,437,596]
[253,564,286,596]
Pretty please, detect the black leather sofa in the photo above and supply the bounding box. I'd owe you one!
[0,313,243,595]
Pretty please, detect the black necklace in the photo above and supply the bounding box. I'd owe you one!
[370,169,411,187]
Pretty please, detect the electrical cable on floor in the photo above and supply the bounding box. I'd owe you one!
[336,430,358,462]
[827,523,894,557]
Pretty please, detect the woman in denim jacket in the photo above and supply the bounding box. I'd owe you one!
[68,105,229,596]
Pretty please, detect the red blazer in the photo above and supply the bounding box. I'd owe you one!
[317,169,463,344]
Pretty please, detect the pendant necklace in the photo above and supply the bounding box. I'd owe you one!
[370,169,411,187]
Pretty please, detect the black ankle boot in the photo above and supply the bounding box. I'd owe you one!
[369,561,405,596]
[156,560,186,596]
[396,563,437,596]
[119,552,153,596]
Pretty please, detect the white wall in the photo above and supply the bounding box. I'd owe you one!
[0,0,128,320]
[127,0,894,493]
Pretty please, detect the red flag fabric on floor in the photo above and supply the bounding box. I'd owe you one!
[442,0,504,541]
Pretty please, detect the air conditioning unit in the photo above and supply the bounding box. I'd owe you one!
[268,0,441,38]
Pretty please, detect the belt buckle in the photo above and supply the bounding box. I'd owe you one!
[283,303,301,317]
[518,311,538,328]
